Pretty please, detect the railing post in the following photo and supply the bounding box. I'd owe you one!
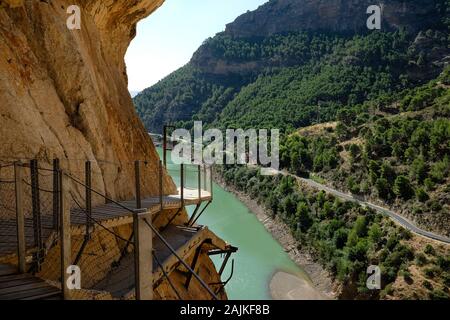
[59,170,72,300]
[30,159,43,270]
[52,159,60,231]
[210,166,213,199]
[14,162,26,274]
[180,164,184,206]
[159,160,163,212]
[133,210,153,300]
[85,161,92,238]
[163,126,167,168]
[135,161,141,209]
[203,165,207,193]
[198,165,202,201]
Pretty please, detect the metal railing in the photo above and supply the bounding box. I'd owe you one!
[0,157,221,300]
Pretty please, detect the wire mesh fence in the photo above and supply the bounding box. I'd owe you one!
[0,162,16,222]
[166,163,213,196]
[0,157,217,300]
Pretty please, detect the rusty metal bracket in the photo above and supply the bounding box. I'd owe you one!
[186,203,201,226]
[184,239,212,289]
[210,259,235,295]
[161,207,183,232]
[189,200,212,227]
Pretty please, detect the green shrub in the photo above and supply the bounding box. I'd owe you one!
[422,280,433,291]
[424,244,436,256]
[400,269,412,282]
[424,266,441,279]
[368,223,383,244]
[415,188,429,202]
[424,178,435,191]
[429,289,450,300]
[436,256,450,270]
[415,253,428,266]
[393,175,414,200]
[380,284,393,299]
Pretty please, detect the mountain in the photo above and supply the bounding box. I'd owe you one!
[132,2,450,300]
[279,66,450,236]
[217,65,450,300]
[134,0,450,133]
[225,0,441,37]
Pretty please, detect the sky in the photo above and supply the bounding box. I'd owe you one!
[125,0,269,93]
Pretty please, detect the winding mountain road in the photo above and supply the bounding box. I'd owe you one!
[278,170,450,245]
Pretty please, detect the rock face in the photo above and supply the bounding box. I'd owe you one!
[191,0,447,79]
[225,0,442,38]
[0,0,173,200]
[0,0,229,301]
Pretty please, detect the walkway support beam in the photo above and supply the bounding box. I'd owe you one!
[14,162,26,274]
[133,210,153,300]
[60,171,72,300]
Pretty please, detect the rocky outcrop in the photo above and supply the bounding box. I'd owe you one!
[225,0,442,38]
[0,0,172,200]
[0,0,230,301]
[191,0,448,80]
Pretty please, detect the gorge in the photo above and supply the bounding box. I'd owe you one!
[0,0,230,300]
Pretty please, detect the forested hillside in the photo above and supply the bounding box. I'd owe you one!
[279,66,450,236]
[133,0,450,300]
[134,0,450,133]
[217,164,450,300]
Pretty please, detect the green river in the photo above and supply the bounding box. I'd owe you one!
[158,148,308,300]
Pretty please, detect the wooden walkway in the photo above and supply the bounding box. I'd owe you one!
[0,187,215,300]
[0,188,212,257]
[93,225,227,298]
[0,264,61,300]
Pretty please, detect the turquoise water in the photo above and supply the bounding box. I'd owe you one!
[158,148,307,300]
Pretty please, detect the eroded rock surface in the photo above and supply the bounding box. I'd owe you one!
[0,0,172,200]
[225,0,442,38]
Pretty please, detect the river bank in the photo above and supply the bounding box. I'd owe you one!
[213,173,339,300]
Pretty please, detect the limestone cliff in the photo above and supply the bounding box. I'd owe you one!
[192,0,447,78]
[225,0,442,38]
[0,0,172,200]
[0,0,229,300]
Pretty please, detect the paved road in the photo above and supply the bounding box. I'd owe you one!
[278,170,450,245]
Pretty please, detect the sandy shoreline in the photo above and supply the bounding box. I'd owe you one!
[213,174,338,300]
[270,272,329,300]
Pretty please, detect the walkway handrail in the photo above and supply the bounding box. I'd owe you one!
[143,218,219,300]
[153,251,182,300]
[65,172,139,216]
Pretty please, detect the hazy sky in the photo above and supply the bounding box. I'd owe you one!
[125,0,268,92]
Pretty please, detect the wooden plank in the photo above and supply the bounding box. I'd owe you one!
[0,277,42,289]
[0,280,49,295]
[60,172,71,300]
[134,212,153,300]
[0,274,32,283]
[0,277,41,289]
[40,295,62,300]
[23,291,61,300]
[14,163,26,273]
[0,286,60,300]
[0,265,16,277]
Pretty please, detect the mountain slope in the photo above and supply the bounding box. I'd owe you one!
[279,66,450,236]
[134,0,450,133]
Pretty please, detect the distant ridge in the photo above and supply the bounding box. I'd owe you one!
[130,90,140,98]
